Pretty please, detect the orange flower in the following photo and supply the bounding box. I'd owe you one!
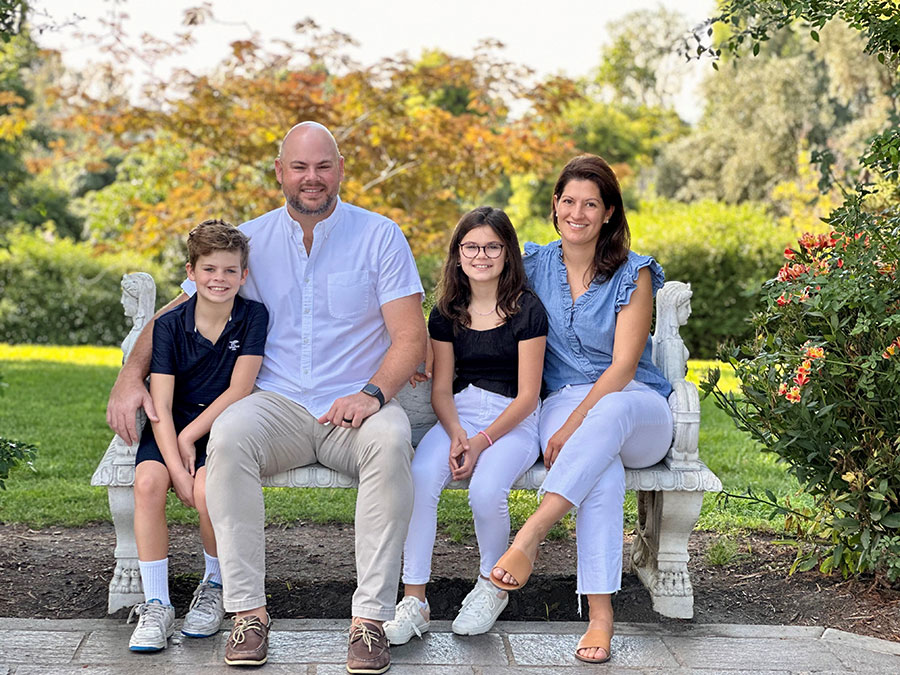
[777,263,809,282]
[794,371,810,387]
[776,294,790,306]
[836,258,843,268]
[778,382,788,396]
[786,387,802,403]
[813,260,830,276]
[805,346,825,360]
[784,247,796,260]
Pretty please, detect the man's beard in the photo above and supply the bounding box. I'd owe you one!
[286,187,337,216]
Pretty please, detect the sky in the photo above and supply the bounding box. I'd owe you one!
[30,0,718,121]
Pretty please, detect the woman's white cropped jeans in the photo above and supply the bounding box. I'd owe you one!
[402,385,540,583]
[539,380,673,595]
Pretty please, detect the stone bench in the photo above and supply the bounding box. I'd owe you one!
[92,273,721,619]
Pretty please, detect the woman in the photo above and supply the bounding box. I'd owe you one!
[491,155,673,664]
[384,206,547,644]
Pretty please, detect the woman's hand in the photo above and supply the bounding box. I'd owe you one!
[170,469,196,508]
[450,433,490,481]
[544,413,584,468]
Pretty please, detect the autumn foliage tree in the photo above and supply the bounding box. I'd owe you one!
[60,16,575,272]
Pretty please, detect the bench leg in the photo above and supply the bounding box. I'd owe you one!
[631,489,703,619]
[107,485,144,613]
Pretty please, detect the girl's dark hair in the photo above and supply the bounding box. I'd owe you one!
[436,206,526,328]
[551,154,630,283]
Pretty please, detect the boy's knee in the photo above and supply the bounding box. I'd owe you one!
[134,464,168,502]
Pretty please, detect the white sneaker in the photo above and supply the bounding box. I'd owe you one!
[383,595,430,646]
[128,599,175,652]
[181,581,225,637]
[451,577,508,636]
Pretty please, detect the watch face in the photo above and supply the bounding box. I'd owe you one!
[363,384,380,396]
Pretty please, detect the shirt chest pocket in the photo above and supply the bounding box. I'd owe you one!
[327,270,371,320]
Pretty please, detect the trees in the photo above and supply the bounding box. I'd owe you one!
[0,30,81,238]
[64,23,573,281]
[657,20,893,205]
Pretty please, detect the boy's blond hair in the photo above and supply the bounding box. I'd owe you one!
[187,219,250,270]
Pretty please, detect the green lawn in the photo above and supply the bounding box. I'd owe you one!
[0,345,803,535]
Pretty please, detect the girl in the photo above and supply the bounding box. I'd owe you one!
[384,206,547,643]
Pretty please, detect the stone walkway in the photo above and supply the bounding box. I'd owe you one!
[2,618,899,674]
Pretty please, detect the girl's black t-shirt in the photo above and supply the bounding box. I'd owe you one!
[428,290,548,399]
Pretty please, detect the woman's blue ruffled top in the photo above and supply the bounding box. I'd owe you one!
[523,240,672,398]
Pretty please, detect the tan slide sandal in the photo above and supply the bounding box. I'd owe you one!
[490,546,534,591]
[574,628,612,664]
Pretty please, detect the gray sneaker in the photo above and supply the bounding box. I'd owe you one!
[128,600,175,652]
[181,581,225,637]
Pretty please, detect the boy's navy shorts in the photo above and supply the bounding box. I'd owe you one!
[135,418,209,472]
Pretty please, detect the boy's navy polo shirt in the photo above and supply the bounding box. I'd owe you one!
[150,294,269,423]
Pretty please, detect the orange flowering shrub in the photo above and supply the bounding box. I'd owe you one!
[702,198,900,580]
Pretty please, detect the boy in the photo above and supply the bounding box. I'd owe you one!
[128,220,269,652]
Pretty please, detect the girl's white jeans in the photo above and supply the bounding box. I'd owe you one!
[539,380,673,594]
[402,384,540,583]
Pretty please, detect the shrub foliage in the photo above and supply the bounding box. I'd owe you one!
[0,230,181,345]
[702,204,900,580]
[630,199,800,359]
[0,370,37,489]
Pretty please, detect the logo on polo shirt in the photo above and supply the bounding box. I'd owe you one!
[228,340,240,351]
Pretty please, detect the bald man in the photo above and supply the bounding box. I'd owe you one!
[107,122,426,673]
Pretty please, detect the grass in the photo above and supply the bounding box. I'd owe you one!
[1,345,804,536]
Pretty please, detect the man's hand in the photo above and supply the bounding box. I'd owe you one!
[317,391,381,428]
[106,375,158,445]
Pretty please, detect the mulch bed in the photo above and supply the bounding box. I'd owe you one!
[2,522,898,642]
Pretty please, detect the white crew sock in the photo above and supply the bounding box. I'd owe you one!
[138,558,170,606]
[203,550,222,586]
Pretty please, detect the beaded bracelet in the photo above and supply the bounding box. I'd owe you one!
[477,430,493,446]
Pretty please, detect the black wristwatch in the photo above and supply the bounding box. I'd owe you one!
[361,383,385,409]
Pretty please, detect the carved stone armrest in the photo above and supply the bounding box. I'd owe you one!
[652,281,700,469]
[92,272,156,488]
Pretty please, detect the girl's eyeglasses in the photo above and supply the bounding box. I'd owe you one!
[459,243,504,259]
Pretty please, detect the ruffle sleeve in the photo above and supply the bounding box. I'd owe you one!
[614,253,665,313]
[523,241,542,257]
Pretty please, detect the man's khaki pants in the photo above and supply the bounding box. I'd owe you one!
[205,390,414,621]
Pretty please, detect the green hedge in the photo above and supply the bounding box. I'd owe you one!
[630,199,799,359]
[0,230,181,345]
